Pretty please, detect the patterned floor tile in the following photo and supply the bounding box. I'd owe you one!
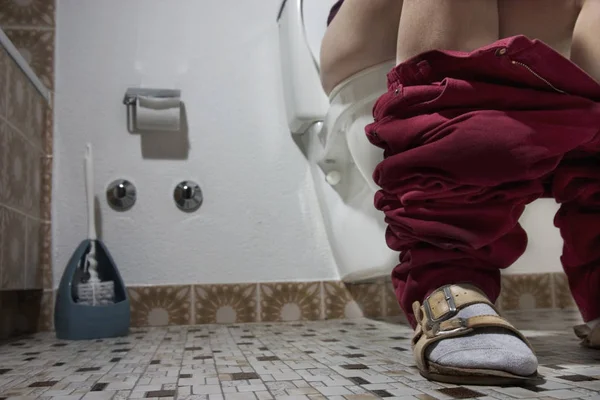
[0,310,599,399]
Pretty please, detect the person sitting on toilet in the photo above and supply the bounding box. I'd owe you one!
[321,0,600,385]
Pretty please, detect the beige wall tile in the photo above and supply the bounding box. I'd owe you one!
[0,121,7,200]
[128,286,192,327]
[0,205,26,289]
[0,0,54,337]
[195,284,258,324]
[553,272,577,309]
[5,59,46,151]
[3,29,54,90]
[24,217,41,289]
[500,273,553,311]
[1,123,28,209]
[0,46,7,117]
[6,56,32,137]
[24,146,41,217]
[30,89,46,148]
[0,0,55,27]
[349,281,384,318]
[324,281,362,320]
[383,279,402,317]
[0,57,47,293]
[3,124,41,216]
[260,282,321,322]
[324,281,385,320]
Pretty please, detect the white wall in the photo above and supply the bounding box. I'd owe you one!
[53,0,338,286]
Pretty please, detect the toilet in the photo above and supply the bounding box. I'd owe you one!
[277,0,398,282]
[277,0,565,282]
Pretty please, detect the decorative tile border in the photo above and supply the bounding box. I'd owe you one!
[553,272,577,309]
[260,282,321,322]
[128,286,192,327]
[500,273,554,311]
[124,272,577,328]
[195,284,257,324]
[0,272,581,337]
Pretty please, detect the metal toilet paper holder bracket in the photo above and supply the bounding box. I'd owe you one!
[123,88,181,133]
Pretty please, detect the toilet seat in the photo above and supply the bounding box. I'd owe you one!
[321,61,395,195]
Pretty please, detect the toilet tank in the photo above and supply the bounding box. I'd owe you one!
[277,0,332,134]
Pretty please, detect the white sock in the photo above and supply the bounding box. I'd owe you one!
[425,303,538,376]
[587,317,600,330]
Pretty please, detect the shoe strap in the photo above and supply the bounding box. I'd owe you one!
[414,283,498,329]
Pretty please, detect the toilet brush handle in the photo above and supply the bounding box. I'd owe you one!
[85,144,97,241]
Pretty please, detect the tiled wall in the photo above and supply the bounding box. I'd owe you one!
[0,0,55,338]
[126,272,577,327]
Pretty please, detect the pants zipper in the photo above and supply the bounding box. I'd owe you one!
[510,60,567,94]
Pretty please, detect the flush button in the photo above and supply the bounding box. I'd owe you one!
[174,181,203,212]
[106,179,136,211]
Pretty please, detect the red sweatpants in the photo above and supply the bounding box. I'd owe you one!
[366,36,600,327]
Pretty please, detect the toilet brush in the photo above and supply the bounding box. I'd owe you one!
[76,144,115,306]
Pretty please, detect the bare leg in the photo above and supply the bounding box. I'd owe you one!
[498,0,581,59]
[571,0,600,83]
[320,0,403,94]
[396,0,499,63]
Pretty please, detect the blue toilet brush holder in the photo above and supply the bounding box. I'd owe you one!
[54,240,130,340]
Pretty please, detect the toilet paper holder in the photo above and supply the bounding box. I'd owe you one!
[123,88,181,133]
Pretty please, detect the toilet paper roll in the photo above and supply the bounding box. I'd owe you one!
[135,96,181,132]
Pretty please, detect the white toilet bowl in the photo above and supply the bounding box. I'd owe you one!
[277,0,398,281]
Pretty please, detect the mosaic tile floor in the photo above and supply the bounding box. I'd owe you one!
[1,310,599,400]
